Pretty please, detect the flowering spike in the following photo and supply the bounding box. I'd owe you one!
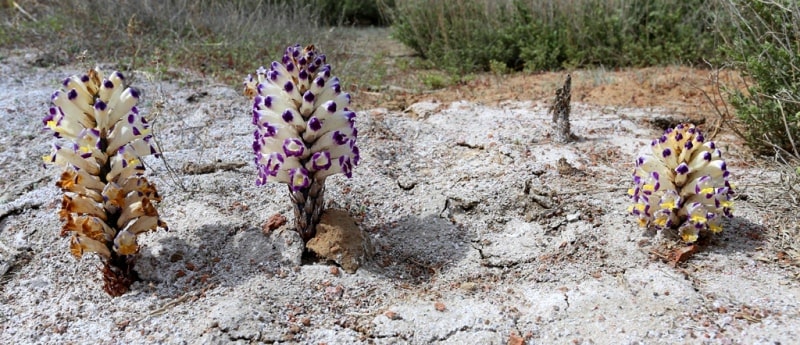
[629,124,733,243]
[247,44,359,242]
[43,67,167,296]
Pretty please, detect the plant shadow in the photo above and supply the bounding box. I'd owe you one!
[133,220,298,297]
[363,213,472,284]
[705,215,767,256]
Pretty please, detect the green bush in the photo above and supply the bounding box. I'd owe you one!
[310,0,393,26]
[720,0,800,157]
[391,0,513,73]
[0,0,326,81]
[391,0,723,73]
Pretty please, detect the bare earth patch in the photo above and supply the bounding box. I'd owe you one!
[0,48,798,344]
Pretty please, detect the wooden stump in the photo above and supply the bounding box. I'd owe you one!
[550,74,575,143]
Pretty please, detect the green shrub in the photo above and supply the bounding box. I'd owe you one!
[1,0,325,82]
[391,0,723,73]
[720,0,800,157]
[391,0,513,73]
[310,0,393,25]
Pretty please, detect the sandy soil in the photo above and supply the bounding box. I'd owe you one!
[1,48,799,345]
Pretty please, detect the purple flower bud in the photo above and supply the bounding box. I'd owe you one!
[282,109,294,123]
[262,123,278,137]
[676,163,689,175]
[352,146,360,165]
[339,156,353,178]
[332,131,347,145]
[303,91,315,103]
[309,117,322,131]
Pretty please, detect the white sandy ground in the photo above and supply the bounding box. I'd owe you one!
[1,49,799,344]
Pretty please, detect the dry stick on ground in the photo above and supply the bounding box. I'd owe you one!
[550,74,575,143]
[12,1,37,22]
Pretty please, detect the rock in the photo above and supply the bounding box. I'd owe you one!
[270,227,304,267]
[566,212,581,222]
[306,209,372,273]
[229,225,303,267]
[0,241,17,278]
[477,219,546,267]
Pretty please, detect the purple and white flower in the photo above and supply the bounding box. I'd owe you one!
[246,44,360,241]
[629,124,734,242]
[43,67,167,296]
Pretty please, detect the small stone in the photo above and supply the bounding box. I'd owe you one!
[508,333,525,345]
[566,212,580,222]
[325,285,344,299]
[329,266,340,276]
[384,310,399,320]
[263,213,287,234]
[289,325,300,334]
[300,317,311,326]
[460,282,478,291]
[434,301,446,312]
[169,252,184,262]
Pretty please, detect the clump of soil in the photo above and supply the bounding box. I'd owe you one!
[306,209,372,273]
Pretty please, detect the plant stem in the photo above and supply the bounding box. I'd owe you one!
[289,179,327,242]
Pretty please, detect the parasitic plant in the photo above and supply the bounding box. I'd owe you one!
[629,124,734,243]
[43,68,167,296]
[244,44,359,242]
